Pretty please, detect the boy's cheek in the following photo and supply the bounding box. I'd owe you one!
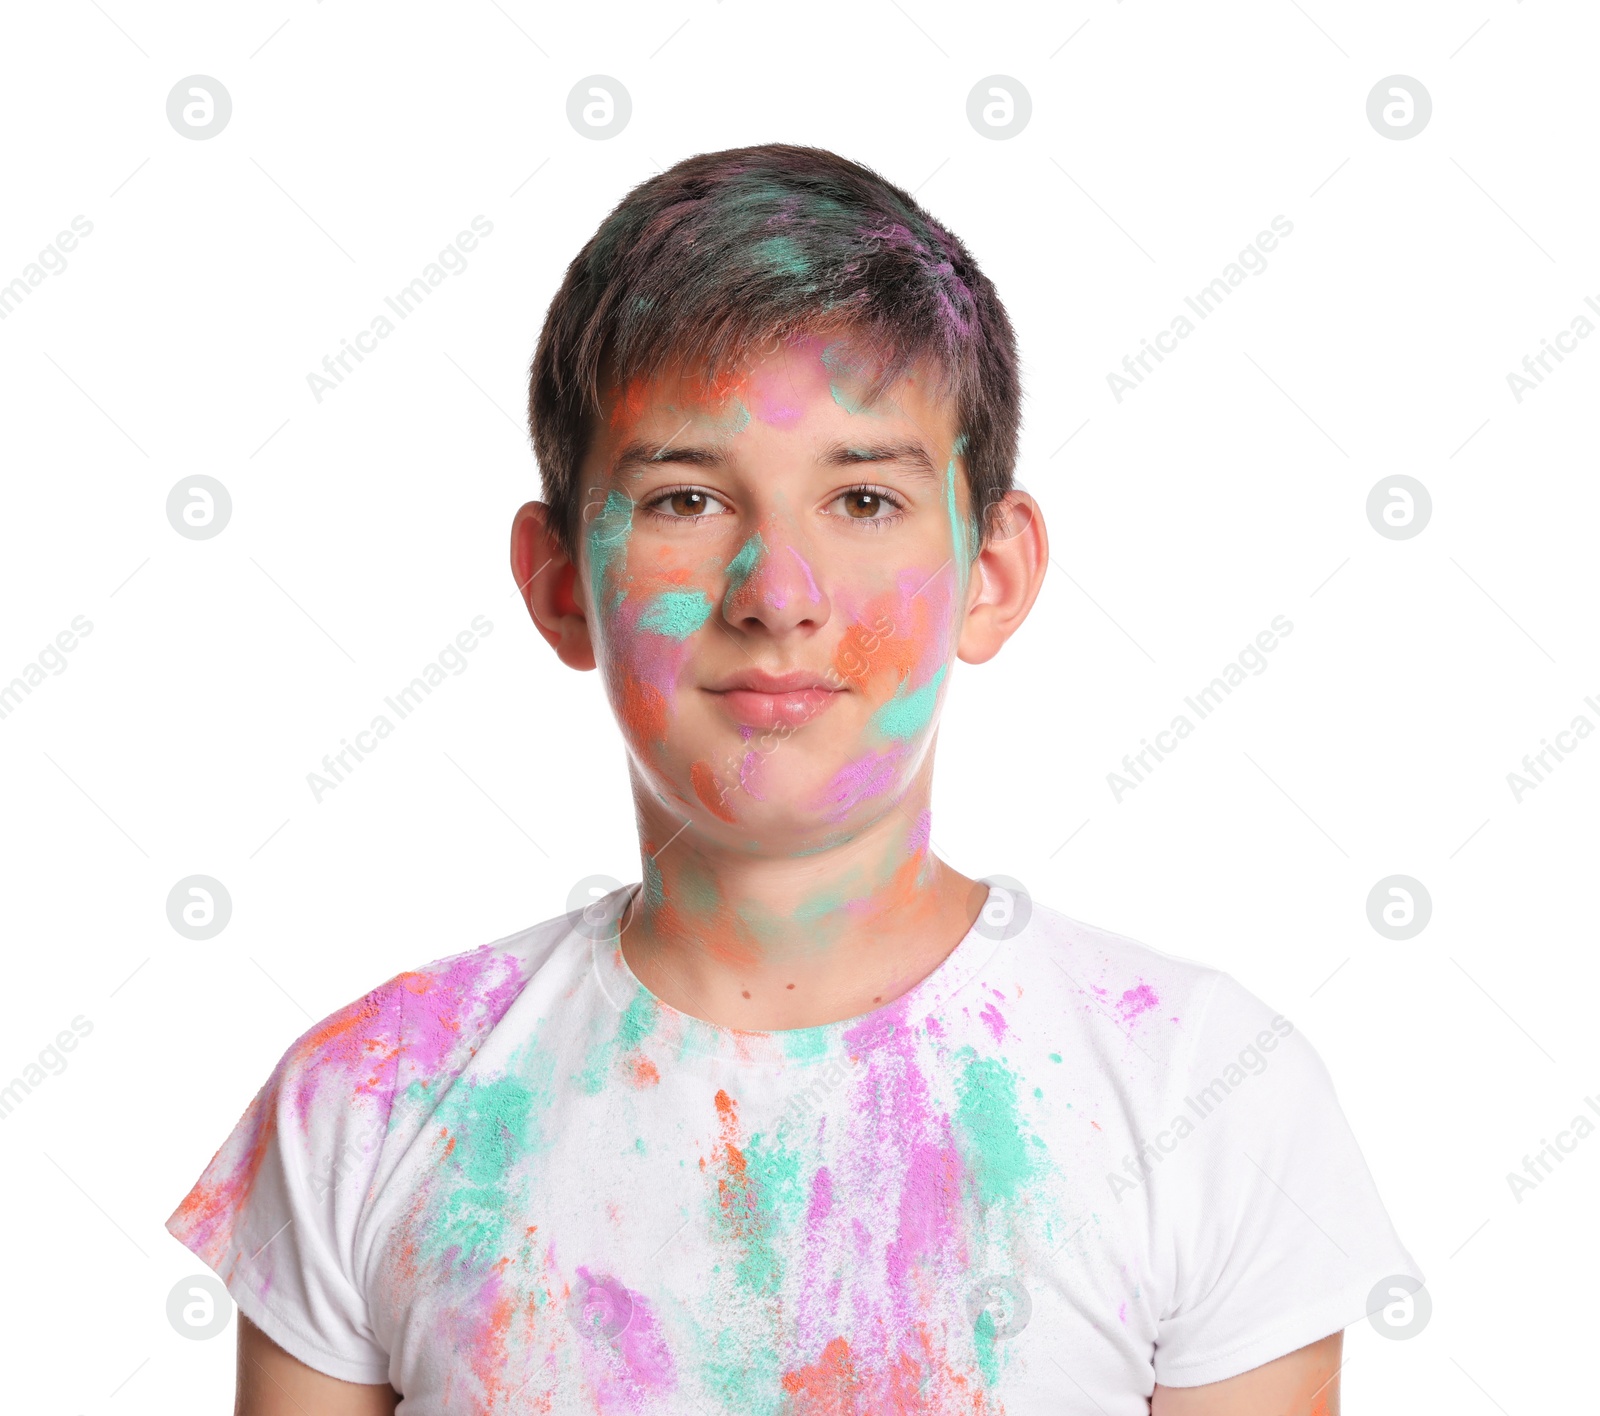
[832,565,958,705]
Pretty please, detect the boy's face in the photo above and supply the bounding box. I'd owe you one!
[568,334,977,854]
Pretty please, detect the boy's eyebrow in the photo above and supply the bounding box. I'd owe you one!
[821,440,939,481]
[610,438,942,481]
[611,440,724,475]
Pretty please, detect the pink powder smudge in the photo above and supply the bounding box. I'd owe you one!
[907,808,932,855]
[572,1267,676,1404]
[168,946,527,1289]
[788,545,822,603]
[815,743,906,822]
[978,1001,1007,1045]
[1117,983,1160,1023]
[738,750,766,801]
[806,1165,835,1229]
[1118,1301,1128,1325]
[894,565,956,683]
[840,997,966,1344]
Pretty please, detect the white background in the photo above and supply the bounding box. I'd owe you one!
[1,0,1594,1410]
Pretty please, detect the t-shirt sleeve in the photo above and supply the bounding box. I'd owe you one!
[1150,972,1423,1387]
[165,980,405,1385]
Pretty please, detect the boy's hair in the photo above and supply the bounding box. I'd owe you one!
[528,143,1021,560]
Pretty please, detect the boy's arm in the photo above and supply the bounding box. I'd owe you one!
[236,1316,399,1416]
[1151,1331,1342,1415]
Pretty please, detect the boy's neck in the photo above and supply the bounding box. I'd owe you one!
[618,775,980,1031]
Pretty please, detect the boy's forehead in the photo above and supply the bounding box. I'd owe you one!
[592,337,958,456]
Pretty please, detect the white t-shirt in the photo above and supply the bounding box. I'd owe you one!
[168,886,1420,1412]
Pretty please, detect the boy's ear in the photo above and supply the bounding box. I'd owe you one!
[510,501,596,671]
[956,490,1048,666]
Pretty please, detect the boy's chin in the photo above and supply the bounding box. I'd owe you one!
[633,750,911,854]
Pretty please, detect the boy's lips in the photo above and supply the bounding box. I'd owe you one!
[705,670,844,730]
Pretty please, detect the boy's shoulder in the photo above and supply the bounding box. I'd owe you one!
[1009,896,1305,1080]
[1018,896,1234,1012]
[266,909,584,1120]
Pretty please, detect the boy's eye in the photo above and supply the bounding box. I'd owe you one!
[648,488,729,518]
[829,486,904,521]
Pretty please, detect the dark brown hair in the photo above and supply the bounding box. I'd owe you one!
[527,143,1021,557]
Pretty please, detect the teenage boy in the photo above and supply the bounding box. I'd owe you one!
[169,144,1420,1415]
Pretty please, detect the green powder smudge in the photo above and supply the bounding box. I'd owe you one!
[945,430,981,611]
[781,1026,832,1062]
[586,490,633,609]
[725,533,765,593]
[821,342,875,415]
[749,235,811,279]
[869,665,947,740]
[576,989,659,1095]
[974,1307,1000,1385]
[732,1130,804,1295]
[638,590,712,639]
[953,1051,1037,1207]
[427,1071,541,1267]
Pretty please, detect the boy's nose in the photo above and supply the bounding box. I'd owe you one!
[721,527,829,635]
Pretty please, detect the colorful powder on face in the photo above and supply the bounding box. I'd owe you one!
[944,434,979,605]
[814,744,905,822]
[869,665,947,741]
[786,545,822,603]
[586,490,634,609]
[724,534,765,596]
[638,590,712,639]
[691,760,738,823]
[744,335,834,427]
[737,751,766,801]
[614,673,668,747]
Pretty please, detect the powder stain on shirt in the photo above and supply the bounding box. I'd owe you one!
[428,1071,541,1270]
[953,1051,1040,1209]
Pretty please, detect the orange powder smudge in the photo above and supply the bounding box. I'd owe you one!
[691,760,738,822]
[467,1272,519,1409]
[712,1088,759,1241]
[782,1337,862,1413]
[607,375,653,431]
[647,888,759,971]
[842,839,930,936]
[830,582,944,716]
[630,1056,660,1088]
[618,677,668,746]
